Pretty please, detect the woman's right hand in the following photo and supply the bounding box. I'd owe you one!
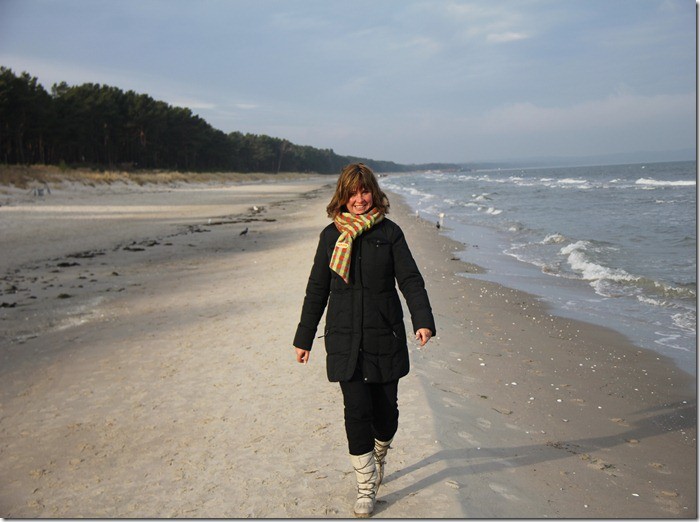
[295,347,310,364]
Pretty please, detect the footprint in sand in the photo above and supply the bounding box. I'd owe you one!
[442,396,461,408]
[489,482,519,501]
[650,462,672,475]
[457,431,481,446]
[476,418,491,430]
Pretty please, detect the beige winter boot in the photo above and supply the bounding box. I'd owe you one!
[350,451,378,517]
[373,438,393,489]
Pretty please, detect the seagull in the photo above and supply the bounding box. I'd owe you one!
[240,227,249,236]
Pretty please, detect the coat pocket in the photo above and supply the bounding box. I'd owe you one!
[324,326,352,355]
[362,292,406,356]
[364,238,393,271]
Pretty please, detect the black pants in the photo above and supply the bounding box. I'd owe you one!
[339,361,399,456]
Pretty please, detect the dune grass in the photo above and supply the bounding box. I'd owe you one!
[0,164,316,189]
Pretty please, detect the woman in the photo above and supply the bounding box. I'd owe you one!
[293,163,436,517]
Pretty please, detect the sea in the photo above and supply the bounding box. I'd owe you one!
[383,160,697,376]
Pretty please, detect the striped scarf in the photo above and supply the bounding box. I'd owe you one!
[329,208,384,284]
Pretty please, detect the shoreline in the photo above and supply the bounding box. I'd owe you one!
[388,188,696,387]
[383,166,697,381]
[386,190,696,517]
[0,178,695,517]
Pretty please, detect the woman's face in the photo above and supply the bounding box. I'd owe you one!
[346,186,373,216]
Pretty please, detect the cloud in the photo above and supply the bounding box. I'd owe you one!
[479,91,695,134]
[486,32,530,43]
[388,36,442,56]
[171,100,216,110]
[437,0,536,44]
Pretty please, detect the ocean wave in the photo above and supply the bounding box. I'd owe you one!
[505,248,557,274]
[560,240,697,303]
[560,241,634,283]
[542,233,567,244]
[636,178,696,187]
[671,310,696,333]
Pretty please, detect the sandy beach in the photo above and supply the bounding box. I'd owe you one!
[0,174,695,518]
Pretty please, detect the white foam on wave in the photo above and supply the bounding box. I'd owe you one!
[636,178,696,187]
[542,233,566,244]
[560,241,635,285]
[506,248,554,273]
[654,332,691,352]
[637,295,665,307]
[486,207,503,215]
[671,310,696,333]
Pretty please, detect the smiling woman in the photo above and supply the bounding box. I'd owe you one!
[293,163,435,517]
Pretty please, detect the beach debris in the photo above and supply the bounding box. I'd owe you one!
[492,407,512,415]
[57,293,72,299]
[68,250,105,259]
[445,480,460,489]
[2,283,18,294]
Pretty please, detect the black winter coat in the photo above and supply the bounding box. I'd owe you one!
[293,218,436,383]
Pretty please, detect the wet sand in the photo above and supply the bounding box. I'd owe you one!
[0,175,695,518]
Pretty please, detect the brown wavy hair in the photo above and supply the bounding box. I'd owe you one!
[326,163,390,218]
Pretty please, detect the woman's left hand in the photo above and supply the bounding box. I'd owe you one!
[415,328,433,347]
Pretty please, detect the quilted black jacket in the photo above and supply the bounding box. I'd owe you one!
[293,218,436,383]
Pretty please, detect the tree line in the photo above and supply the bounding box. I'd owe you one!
[0,67,429,174]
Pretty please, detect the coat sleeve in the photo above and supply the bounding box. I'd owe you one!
[293,230,332,350]
[391,225,437,336]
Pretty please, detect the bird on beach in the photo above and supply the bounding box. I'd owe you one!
[240,227,248,236]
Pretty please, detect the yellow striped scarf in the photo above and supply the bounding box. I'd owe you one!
[329,208,384,284]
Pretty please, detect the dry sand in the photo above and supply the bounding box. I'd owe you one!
[0,175,695,518]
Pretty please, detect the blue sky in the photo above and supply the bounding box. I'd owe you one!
[0,0,695,164]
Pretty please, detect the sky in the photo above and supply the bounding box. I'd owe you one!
[0,0,696,164]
